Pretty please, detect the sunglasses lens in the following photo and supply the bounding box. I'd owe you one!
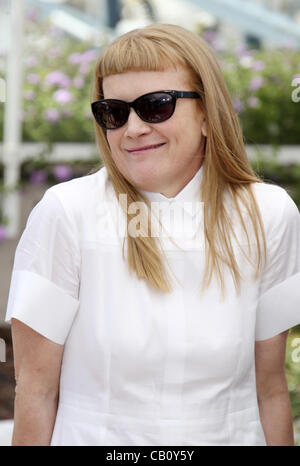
[92,92,175,129]
[93,101,128,129]
[137,93,174,123]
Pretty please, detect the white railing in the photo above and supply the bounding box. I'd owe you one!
[0,143,299,164]
[0,142,299,240]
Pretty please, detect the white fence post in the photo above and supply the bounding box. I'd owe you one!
[2,0,24,238]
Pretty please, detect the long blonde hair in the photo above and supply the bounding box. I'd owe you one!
[91,23,266,298]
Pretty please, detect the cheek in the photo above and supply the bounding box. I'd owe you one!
[106,132,118,151]
[106,132,125,164]
[182,117,204,149]
[167,121,201,156]
[106,133,125,172]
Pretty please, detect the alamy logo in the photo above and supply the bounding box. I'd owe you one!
[0,77,5,103]
[291,75,300,103]
[0,338,6,362]
[291,337,300,363]
[95,195,204,240]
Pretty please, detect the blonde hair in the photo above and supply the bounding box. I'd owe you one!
[90,23,267,298]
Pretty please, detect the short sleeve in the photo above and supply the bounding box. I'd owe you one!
[255,188,300,341]
[5,189,80,345]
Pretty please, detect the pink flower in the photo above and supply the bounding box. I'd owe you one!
[24,90,36,101]
[45,71,71,88]
[25,55,38,68]
[53,89,73,104]
[233,98,244,113]
[79,62,90,75]
[202,30,216,43]
[249,76,264,91]
[68,53,82,65]
[68,50,97,65]
[44,108,60,122]
[251,60,265,72]
[73,76,84,88]
[0,225,7,242]
[30,170,48,185]
[27,73,40,85]
[81,49,98,63]
[53,165,73,182]
[247,96,260,108]
[235,44,251,58]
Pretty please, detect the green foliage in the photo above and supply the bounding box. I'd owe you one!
[250,156,300,419]
[286,330,300,419]
[251,156,300,208]
[0,17,299,144]
[221,47,300,145]
[0,14,108,143]
[252,158,300,420]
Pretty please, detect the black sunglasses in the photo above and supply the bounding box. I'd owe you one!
[91,90,200,130]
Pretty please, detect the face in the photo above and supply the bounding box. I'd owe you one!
[102,67,207,197]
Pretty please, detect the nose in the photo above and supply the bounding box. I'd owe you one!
[124,108,152,138]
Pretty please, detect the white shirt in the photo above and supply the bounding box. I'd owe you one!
[5,164,300,446]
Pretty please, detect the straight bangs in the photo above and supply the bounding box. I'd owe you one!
[94,31,187,98]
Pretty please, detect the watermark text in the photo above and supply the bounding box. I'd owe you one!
[291,337,300,363]
[0,337,6,362]
[291,75,300,103]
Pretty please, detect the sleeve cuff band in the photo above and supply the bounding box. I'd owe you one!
[5,270,80,345]
[256,272,300,341]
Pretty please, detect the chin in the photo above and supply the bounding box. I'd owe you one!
[132,179,157,193]
[126,168,161,192]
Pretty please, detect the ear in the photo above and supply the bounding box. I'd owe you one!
[201,118,207,137]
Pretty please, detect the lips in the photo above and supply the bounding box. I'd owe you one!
[126,143,165,153]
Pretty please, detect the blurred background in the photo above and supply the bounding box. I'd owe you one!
[0,0,299,445]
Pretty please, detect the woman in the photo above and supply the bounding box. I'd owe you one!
[6,24,300,446]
